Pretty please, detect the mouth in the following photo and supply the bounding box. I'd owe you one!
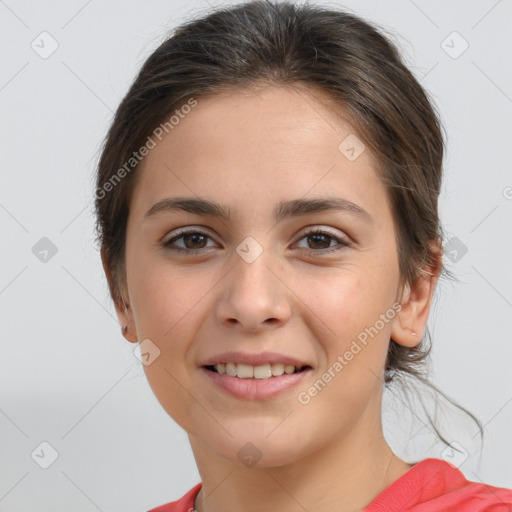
[200,363,313,400]
[203,363,312,379]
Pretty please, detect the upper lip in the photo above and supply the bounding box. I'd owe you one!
[200,351,312,368]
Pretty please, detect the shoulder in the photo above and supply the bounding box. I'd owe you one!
[147,483,202,512]
[364,458,512,512]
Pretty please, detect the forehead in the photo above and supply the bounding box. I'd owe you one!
[131,84,385,219]
[165,83,365,153]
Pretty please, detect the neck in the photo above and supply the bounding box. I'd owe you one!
[189,394,412,512]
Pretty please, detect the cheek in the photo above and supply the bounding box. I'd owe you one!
[311,273,367,333]
[130,258,206,429]
[298,271,398,403]
[305,265,397,337]
[128,254,207,339]
[296,260,400,384]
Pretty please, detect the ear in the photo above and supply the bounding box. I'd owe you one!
[101,249,138,343]
[390,241,442,347]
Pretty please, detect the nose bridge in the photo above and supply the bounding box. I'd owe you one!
[232,236,279,303]
[235,241,274,292]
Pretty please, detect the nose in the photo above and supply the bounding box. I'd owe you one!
[214,247,292,333]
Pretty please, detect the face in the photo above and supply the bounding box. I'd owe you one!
[119,84,412,468]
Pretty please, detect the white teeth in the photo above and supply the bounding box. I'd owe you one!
[236,363,253,378]
[271,363,285,376]
[225,362,236,377]
[213,362,304,379]
[253,364,270,379]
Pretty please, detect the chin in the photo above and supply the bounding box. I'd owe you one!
[204,428,308,469]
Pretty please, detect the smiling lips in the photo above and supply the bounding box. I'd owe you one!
[200,350,312,380]
[206,362,309,379]
[201,364,312,400]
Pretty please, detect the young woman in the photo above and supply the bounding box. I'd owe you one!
[94,1,512,511]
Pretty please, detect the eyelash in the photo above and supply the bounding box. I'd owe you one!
[163,226,351,256]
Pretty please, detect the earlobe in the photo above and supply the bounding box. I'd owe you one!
[390,243,442,348]
[390,299,422,348]
[100,249,138,344]
[120,320,138,343]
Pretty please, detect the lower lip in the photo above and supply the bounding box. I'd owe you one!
[199,367,313,400]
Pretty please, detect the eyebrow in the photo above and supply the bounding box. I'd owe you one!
[144,196,373,224]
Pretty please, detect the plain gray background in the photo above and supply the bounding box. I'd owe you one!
[1,0,511,510]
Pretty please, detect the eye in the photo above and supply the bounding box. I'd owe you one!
[163,226,351,256]
[294,227,351,255]
[163,228,217,254]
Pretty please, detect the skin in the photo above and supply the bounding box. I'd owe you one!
[103,84,441,512]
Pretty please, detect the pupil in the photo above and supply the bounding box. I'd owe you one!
[185,233,206,249]
[309,234,330,249]
[183,233,331,250]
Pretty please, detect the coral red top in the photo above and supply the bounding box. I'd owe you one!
[147,458,512,512]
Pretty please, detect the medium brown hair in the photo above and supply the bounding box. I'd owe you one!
[94,0,483,451]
